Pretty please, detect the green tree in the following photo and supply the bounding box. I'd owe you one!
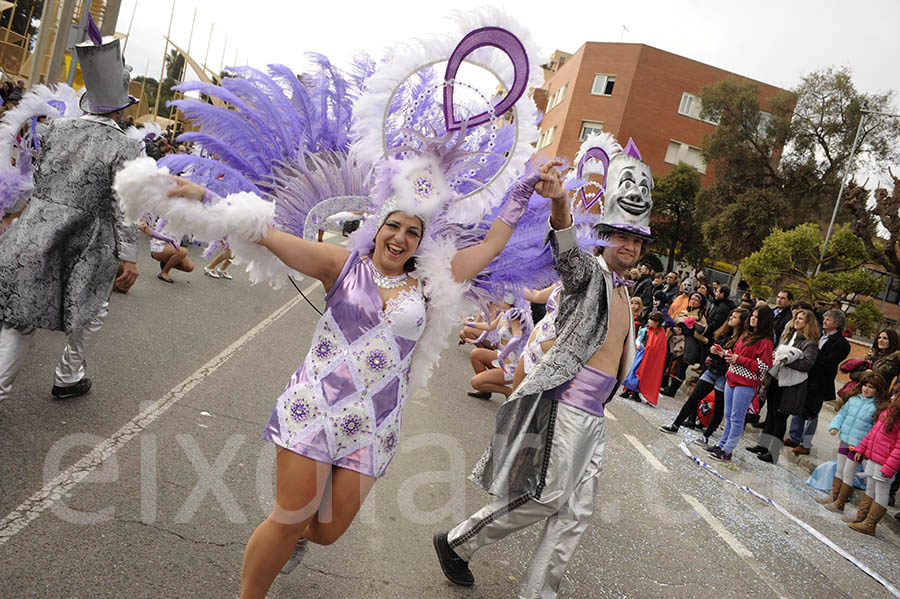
[0,1,43,42]
[742,223,884,336]
[696,68,900,260]
[650,162,704,271]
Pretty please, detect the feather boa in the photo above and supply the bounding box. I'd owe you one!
[0,84,80,166]
[113,157,300,288]
[408,235,474,392]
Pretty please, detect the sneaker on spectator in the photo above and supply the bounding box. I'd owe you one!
[710,449,732,462]
[693,436,709,447]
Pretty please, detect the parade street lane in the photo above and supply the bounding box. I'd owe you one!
[2,237,899,597]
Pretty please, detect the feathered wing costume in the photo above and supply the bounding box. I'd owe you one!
[115,9,560,397]
[0,84,82,220]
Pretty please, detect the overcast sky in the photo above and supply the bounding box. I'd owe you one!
[118,0,900,102]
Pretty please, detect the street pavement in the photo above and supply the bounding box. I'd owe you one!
[1,235,899,598]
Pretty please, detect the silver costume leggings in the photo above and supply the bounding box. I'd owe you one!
[0,301,109,400]
[448,401,606,599]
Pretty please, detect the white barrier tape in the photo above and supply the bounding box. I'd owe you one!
[679,441,900,599]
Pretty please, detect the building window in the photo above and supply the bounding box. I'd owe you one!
[578,120,604,140]
[537,126,556,150]
[546,83,568,112]
[591,74,616,96]
[664,140,707,174]
[678,92,720,125]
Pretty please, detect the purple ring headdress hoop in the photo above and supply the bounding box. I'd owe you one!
[567,131,621,212]
[351,7,541,226]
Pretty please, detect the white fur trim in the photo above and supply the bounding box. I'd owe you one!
[565,131,622,183]
[113,157,300,288]
[408,235,474,392]
[351,7,541,226]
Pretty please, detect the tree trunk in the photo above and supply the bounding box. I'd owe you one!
[666,243,677,273]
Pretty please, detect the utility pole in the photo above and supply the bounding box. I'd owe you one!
[28,0,59,86]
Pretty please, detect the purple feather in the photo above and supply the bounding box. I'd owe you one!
[0,164,33,216]
[86,13,103,46]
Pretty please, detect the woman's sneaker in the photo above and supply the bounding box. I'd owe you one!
[704,444,721,455]
[659,424,679,434]
[693,436,709,447]
[709,447,732,462]
[280,538,309,575]
[204,267,220,279]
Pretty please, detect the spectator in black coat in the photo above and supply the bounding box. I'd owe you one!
[784,309,851,454]
[772,289,793,345]
[633,263,656,317]
[706,285,734,334]
[663,272,680,303]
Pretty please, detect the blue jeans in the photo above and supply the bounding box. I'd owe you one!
[789,415,818,448]
[719,383,756,455]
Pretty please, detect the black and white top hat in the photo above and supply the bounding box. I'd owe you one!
[74,15,138,115]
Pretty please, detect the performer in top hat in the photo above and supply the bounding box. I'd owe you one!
[434,135,654,599]
[0,17,141,402]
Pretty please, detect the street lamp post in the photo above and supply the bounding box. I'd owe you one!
[816,108,900,275]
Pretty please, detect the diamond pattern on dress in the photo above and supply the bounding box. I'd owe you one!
[277,380,325,445]
[375,411,401,476]
[327,396,376,459]
[348,328,399,394]
[306,311,348,380]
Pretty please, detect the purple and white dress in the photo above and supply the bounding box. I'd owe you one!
[490,306,533,383]
[523,284,562,374]
[263,250,426,478]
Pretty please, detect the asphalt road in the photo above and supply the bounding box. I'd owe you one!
[1,234,898,598]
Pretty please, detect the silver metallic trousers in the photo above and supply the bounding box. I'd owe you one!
[0,301,109,401]
[449,400,606,599]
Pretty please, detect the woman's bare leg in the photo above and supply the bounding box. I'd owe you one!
[240,449,331,599]
[207,248,231,270]
[303,466,377,546]
[152,247,185,278]
[471,368,513,397]
[469,347,497,375]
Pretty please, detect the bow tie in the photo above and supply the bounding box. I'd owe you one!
[612,272,634,288]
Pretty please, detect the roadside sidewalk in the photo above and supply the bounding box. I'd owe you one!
[749,399,900,534]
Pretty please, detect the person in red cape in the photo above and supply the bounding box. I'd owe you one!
[621,311,667,405]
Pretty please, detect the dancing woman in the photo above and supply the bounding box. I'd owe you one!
[163,160,554,596]
[114,13,550,598]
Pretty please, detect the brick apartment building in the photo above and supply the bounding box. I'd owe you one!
[532,42,790,185]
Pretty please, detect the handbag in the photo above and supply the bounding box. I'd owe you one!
[839,358,870,373]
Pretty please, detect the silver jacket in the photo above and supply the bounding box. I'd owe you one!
[0,116,140,333]
[471,221,636,496]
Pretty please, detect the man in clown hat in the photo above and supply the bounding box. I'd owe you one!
[435,139,653,598]
[0,17,141,403]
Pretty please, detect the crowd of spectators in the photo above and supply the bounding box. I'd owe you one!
[632,260,900,530]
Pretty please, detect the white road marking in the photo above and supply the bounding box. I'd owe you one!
[623,433,668,473]
[682,493,789,599]
[682,493,752,558]
[605,409,617,421]
[0,281,320,545]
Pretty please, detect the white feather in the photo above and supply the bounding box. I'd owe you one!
[113,157,301,288]
[351,8,541,227]
[407,235,475,392]
[0,85,75,166]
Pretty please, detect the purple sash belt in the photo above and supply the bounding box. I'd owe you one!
[544,364,618,418]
